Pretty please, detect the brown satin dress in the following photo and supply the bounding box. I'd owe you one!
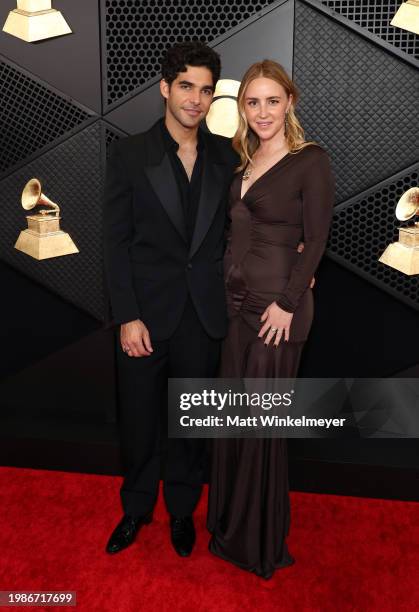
[207,144,335,579]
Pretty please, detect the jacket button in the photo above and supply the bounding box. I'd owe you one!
[186,263,193,270]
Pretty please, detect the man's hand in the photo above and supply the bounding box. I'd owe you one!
[120,319,153,357]
[297,242,315,289]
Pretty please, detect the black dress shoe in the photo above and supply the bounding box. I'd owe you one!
[106,512,152,554]
[170,515,196,557]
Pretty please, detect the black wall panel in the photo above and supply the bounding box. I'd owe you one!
[294,0,419,318]
[294,1,419,205]
[320,0,419,61]
[0,327,116,424]
[105,0,294,135]
[299,258,419,378]
[214,0,293,79]
[102,0,280,109]
[104,80,165,134]
[0,0,102,113]
[0,260,100,381]
[0,56,95,176]
[0,122,105,321]
[104,122,127,153]
[328,164,419,310]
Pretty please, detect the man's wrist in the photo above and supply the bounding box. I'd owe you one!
[121,318,141,327]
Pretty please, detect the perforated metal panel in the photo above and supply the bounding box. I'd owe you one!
[0,1,103,114]
[0,122,105,321]
[104,124,126,156]
[294,1,419,204]
[0,59,94,177]
[320,1,419,60]
[328,165,419,309]
[103,0,278,107]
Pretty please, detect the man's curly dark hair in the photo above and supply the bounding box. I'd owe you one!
[161,41,221,88]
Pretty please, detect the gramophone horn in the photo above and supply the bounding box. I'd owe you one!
[21,178,59,212]
[395,187,419,221]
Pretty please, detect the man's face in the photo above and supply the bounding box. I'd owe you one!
[160,65,215,129]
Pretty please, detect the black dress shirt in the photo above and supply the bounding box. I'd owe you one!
[160,119,204,244]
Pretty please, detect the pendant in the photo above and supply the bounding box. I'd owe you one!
[243,167,252,181]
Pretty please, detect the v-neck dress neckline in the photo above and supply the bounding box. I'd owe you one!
[240,152,291,200]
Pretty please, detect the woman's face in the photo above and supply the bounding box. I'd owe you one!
[243,77,292,143]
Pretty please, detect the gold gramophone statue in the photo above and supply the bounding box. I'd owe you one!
[379,187,419,275]
[14,178,79,260]
[3,1,72,43]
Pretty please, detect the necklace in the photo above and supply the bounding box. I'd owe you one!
[243,142,289,181]
[242,165,252,181]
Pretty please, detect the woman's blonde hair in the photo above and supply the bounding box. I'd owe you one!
[233,59,313,172]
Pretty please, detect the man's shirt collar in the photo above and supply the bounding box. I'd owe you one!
[160,117,205,153]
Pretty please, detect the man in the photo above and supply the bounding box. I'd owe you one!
[103,41,238,557]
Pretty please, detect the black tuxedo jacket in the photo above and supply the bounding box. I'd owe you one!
[103,119,239,340]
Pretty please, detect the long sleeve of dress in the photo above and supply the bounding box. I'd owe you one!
[275,148,335,313]
[103,141,141,325]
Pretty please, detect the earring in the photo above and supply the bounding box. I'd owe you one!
[284,111,289,135]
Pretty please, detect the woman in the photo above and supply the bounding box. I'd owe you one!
[207,60,335,579]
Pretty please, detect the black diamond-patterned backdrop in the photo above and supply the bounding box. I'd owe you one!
[104,124,126,156]
[294,1,419,204]
[0,0,418,322]
[0,58,94,177]
[0,122,105,321]
[103,0,277,107]
[320,0,419,60]
[328,165,419,310]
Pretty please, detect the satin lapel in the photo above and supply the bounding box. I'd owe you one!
[144,154,188,244]
[189,150,226,259]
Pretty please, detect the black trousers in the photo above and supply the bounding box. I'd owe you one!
[116,296,220,518]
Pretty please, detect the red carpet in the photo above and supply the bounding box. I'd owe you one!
[0,467,418,612]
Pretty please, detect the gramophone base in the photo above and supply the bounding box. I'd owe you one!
[15,229,79,260]
[3,9,72,43]
[379,242,419,275]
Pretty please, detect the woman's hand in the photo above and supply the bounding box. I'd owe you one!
[258,302,294,347]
